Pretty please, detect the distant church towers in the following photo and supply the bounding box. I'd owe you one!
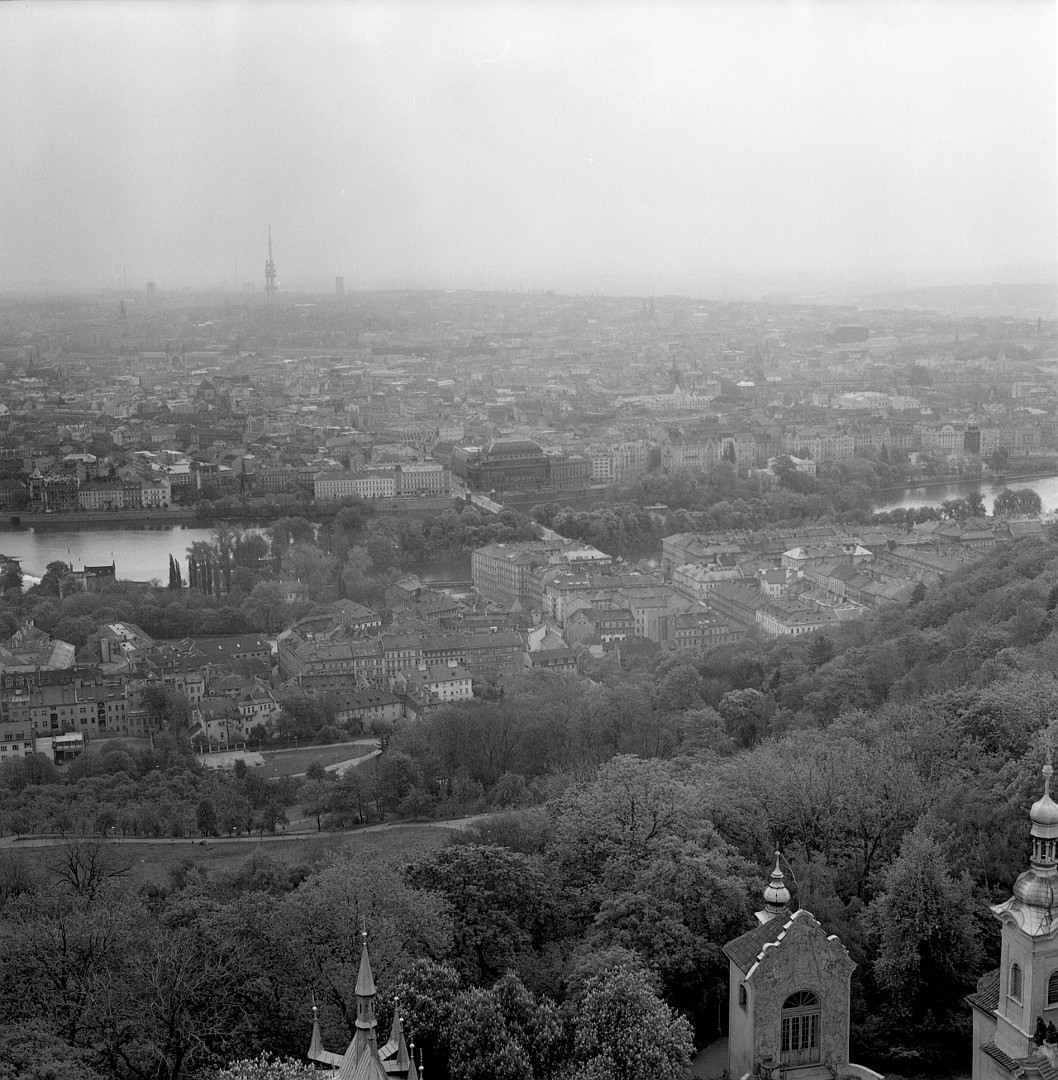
[265,227,277,297]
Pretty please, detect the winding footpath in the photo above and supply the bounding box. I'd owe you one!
[0,813,489,849]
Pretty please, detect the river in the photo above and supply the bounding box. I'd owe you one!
[873,475,1058,515]
[1,476,1056,580]
[0,525,244,581]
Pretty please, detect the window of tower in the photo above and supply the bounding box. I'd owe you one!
[739,984,748,1011]
[1011,963,1023,1002]
[1049,970,1058,1006]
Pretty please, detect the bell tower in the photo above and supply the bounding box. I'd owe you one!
[990,763,1058,1060]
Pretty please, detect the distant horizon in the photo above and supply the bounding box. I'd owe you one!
[2,1,1054,299]
[0,275,1055,316]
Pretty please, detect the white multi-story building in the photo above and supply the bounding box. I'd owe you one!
[396,662,473,703]
[396,463,451,496]
[314,470,398,500]
[313,471,360,500]
[141,478,171,507]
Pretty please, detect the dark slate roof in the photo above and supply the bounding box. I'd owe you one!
[723,911,791,972]
[966,968,1000,1015]
[981,1043,1020,1076]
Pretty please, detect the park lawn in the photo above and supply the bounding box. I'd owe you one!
[13,824,458,889]
[256,740,376,779]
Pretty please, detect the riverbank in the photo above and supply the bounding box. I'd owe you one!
[874,469,1058,498]
[873,472,1058,516]
[8,508,202,529]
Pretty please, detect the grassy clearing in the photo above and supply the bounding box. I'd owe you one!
[255,740,376,778]
[11,824,457,889]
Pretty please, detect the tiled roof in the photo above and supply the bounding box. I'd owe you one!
[981,1042,1020,1076]
[723,912,790,972]
[966,967,1000,1014]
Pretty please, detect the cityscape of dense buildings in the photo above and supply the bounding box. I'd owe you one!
[0,285,1055,1080]
[0,288,1055,766]
[0,289,1053,519]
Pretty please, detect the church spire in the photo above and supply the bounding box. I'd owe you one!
[387,998,411,1073]
[756,850,792,924]
[355,927,378,1035]
[1029,760,1058,874]
[307,994,325,1061]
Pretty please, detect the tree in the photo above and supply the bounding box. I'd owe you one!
[47,841,132,902]
[97,922,254,1080]
[868,819,983,1026]
[262,851,452,1038]
[566,958,693,1080]
[807,633,834,668]
[38,561,73,597]
[242,582,290,635]
[652,663,705,713]
[195,799,218,837]
[385,959,463,1072]
[230,531,269,569]
[300,779,332,832]
[992,488,1041,517]
[589,834,755,1037]
[1016,489,1044,514]
[965,489,986,518]
[282,543,337,600]
[268,517,315,561]
[0,1022,106,1080]
[717,688,769,748]
[214,1056,322,1080]
[406,844,556,983]
[447,973,563,1080]
[139,685,190,732]
[0,563,23,594]
[529,503,560,528]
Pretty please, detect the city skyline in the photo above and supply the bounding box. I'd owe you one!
[1,0,1055,295]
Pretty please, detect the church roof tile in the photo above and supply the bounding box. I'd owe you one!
[981,1042,1021,1075]
[966,967,1000,1015]
[723,910,790,972]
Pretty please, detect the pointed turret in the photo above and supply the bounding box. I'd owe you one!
[354,930,378,1033]
[307,999,324,1060]
[305,995,343,1070]
[381,999,411,1074]
[386,1002,408,1071]
[755,850,791,924]
[307,927,410,1080]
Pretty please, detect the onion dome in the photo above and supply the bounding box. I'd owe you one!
[1032,764,1058,827]
[992,761,1058,936]
[760,851,791,919]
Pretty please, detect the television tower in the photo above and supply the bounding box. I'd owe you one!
[265,227,277,297]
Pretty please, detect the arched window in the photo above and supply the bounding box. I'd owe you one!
[781,991,821,1065]
[783,990,820,1010]
[739,984,748,1011]
[1048,970,1058,1006]
[1011,963,1023,1002]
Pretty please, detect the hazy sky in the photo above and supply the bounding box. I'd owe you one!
[2,0,1055,294]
